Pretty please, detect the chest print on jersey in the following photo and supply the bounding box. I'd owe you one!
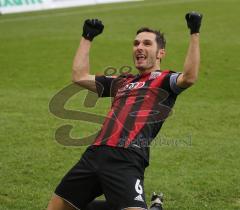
[115,81,146,97]
[124,82,145,90]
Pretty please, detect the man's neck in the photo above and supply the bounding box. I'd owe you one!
[138,67,161,75]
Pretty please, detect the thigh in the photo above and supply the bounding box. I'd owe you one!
[99,147,148,210]
[47,194,76,210]
[55,147,103,209]
[102,173,147,210]
[84,200,111,210]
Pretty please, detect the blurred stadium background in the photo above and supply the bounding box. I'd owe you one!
[0,0,239,209]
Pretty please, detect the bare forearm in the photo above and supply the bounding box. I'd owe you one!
[72,38,92,81]
[71,19,104,91]
[177,12,202,88]
[182,34,200,85]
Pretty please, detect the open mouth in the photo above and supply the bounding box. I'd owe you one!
[136,54,147,62]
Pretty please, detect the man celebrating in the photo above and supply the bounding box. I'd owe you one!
[47,12,202,210]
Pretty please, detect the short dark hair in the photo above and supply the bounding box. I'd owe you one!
[136,27,166,49]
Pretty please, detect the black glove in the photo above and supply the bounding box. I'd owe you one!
[185,12,202,34]
[82,19,104,41]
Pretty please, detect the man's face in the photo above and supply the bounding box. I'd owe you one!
[133,32,164,72]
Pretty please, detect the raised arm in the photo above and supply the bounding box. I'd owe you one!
[72,19,104,92]
[177,12,203,88]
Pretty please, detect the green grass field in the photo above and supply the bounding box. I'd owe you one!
[0,0,240,209]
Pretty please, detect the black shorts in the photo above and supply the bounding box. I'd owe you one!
[55,145,147,210]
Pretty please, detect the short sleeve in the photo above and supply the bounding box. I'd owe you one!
[95,75,115,97]
[169,73,186,95]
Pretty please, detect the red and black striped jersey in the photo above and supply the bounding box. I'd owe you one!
[94,70,185,164]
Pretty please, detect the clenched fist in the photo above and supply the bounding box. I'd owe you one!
[185,12,203,34]
[82,19,104,41]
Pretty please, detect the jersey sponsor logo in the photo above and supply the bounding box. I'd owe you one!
[120,82,145,91]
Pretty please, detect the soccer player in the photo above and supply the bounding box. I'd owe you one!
[47,12,202,210]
